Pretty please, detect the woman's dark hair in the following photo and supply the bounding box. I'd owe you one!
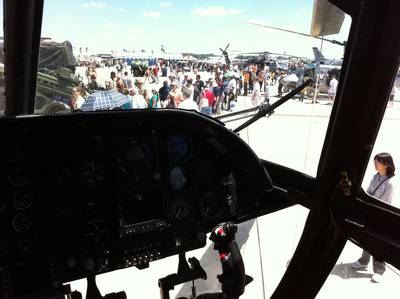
[374,152,396,176]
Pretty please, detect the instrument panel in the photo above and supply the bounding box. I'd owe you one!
[0,110,272,298]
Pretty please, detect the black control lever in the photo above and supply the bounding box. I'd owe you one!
[233,79,313,133]
[159,253,207,299]
[85,275,127,299]
[195,222,253,299]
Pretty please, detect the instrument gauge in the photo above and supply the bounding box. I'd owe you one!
[12,213,32,233]
[200,191,222,220]
[167,135,190,163]
[7,165,29,187]
[169,166,187,192]
[169,197,192,221]
[12,191,33,211]
[117,140,155,185]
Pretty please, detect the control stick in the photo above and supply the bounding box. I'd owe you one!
[196,222,253,299]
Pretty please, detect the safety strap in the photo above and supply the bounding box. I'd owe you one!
[371,175,392,196]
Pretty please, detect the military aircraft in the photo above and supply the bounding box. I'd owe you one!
[219,43,231,67]
[1,1,400,299]
[312,47,342,66]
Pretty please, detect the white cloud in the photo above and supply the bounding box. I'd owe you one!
[81,2,108,9]
[104,22,118,29]
[193,6,244,17]
[143,11,161,18]
[160,2,173,8]
[130,27,145,34]
[71,25,85,30]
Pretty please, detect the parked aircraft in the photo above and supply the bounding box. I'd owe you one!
[312,47,342,66]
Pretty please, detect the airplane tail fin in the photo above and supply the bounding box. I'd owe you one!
[312,47,325,62]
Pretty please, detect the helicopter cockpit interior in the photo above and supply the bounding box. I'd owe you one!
[1,0,400,298]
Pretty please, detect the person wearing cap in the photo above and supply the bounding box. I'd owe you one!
[178,87,198,112]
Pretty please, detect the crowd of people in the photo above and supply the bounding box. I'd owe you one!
[71,59,310,115]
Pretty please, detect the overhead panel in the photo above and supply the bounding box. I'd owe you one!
[310,0,345,37]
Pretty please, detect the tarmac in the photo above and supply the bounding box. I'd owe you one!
[67,67,400,298]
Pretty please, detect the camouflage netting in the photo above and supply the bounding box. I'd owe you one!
[0,40,76,69]
[38,41,76,69]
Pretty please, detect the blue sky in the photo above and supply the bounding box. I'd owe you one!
[1,0,350,59]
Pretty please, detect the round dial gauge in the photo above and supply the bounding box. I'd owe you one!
[12,191,33,211]
[200,191,222,219]
[12,213,32,233]
[169,198,192,221]
[8,165,29,187]
[167,136,190,163]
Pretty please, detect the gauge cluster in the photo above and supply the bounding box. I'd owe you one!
[0,110,272,298]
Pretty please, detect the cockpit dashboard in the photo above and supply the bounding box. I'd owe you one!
[0,109,272,298]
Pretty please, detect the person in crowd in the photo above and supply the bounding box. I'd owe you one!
[159,80,170,103]
[87,75,101,92]
[130,88,148,109]
[194,74,205,104]
[143,89,151,106]
[226,75,237,111]
[144,68,151,84]
[149,89,159,108]
[200,86,215,116]
[278,72,286,96]
[388,86,396,108]
[328,74,338,104]
[106,71,117,91]
[152,66,159,83]
[70,86,86,110]
[243,70,250,96]
[135,79,145,95]
[165,94,176,108]
[352,152,396,283]
[251,78,261,106]
[178,87,198,111]
[116,77,125,93]
[122,71,133,89]
[169,82,182,106]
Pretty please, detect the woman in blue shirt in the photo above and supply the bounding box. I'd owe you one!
[351,152,396,283]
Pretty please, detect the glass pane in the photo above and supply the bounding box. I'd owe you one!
[36,0,351,177]
[319,71,400,297]
[34,1,350,299]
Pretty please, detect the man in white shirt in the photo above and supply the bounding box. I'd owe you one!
[130,88,148,109]
[226,76,237,111]
[328,75,338,104]
[178,87,199,112]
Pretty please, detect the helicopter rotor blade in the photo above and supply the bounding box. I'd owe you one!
[244,22,345,46]
[224,43,230,52]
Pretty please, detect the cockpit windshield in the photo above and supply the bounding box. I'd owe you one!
[1,1,400,299]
